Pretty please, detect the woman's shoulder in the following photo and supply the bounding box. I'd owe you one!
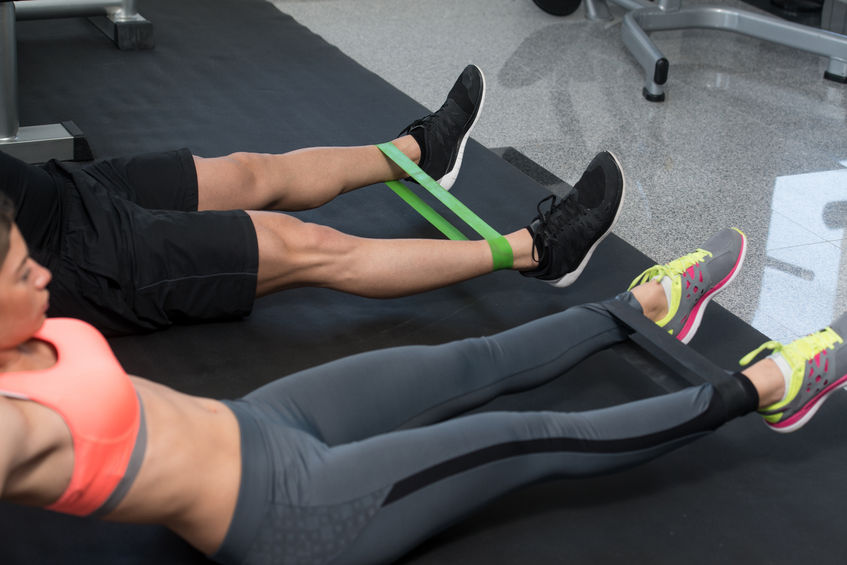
[39,318,110,347]
[42,317,100,332]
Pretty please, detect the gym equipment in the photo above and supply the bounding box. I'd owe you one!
[15,0,153,49]
[823,0,847,34]
[379,142,513,270]
[594,0,847,101]
[532,0,583,16]
[0,0,151,163]
[532,0,847,101]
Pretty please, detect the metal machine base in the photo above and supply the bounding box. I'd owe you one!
[1,1,153,163]
[0,121,93,163]
[583,0,847,101]
[88,13,154,50]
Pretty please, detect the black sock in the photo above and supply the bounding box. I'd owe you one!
[408,126,427,168]
[731,371,760,414]
[711,370,760,421]
[524,225,546,271]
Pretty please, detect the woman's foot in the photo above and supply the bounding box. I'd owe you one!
[628,227,746,344]
[741,313,847,433]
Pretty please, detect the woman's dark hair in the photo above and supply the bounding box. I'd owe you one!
[0,193,15,267]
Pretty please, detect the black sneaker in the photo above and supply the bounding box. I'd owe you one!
[398,64,485,190]
[521,151,626,287]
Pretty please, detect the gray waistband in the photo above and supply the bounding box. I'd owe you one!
[210,399,273,565]
[90,391,148,518]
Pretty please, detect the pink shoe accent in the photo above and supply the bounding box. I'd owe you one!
[676,233,746,343]
[770,373,847,432]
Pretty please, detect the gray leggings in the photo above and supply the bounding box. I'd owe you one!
[212,294,756,565]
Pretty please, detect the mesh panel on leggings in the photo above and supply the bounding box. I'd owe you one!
[243,488,389,565]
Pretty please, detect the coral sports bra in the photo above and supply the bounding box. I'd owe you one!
[0,318,146,517]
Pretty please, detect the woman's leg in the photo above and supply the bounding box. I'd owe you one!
[245,296,631,444]
[327,378,756,564]
[245,291,646,446]
[220,232,761,564]
[244,223,746,446]
[224,368,759,565]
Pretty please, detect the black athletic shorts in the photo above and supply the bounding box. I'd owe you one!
[0,149,259,336]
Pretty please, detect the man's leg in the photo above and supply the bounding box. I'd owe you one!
[249,210,535,297]
[195,136,419,212]
[196,62,627,295]
[196,64,483,212]
[248,148,626,296]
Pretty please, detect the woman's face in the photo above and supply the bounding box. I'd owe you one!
[0,224,51,348]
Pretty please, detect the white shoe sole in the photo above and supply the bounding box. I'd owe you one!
[437,65,486,191]
[548,151,627,288]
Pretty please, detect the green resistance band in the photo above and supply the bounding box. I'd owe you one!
[378,142,513,271]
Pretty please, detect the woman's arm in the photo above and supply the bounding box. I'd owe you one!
[0,396,29,497]
[0,396,74,506]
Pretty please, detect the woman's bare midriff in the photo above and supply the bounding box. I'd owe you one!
[105,377,242,555]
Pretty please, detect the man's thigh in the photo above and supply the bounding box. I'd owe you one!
[132,208,260,327]
[0,151,64,252]
[49,204,259,335]
[76,148,199,211]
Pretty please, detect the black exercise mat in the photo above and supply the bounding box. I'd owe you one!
[2,0,845,563]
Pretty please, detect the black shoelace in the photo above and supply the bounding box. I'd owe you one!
[531,193,582,264]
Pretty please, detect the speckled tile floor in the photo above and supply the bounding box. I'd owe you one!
[273,0,847,343]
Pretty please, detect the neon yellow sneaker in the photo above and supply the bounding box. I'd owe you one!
[628,228,746,344]
[741,314,847,433]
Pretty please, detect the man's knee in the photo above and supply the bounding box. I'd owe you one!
[252,213,352,271]
[223,152,263,196]
[287,221,348,256]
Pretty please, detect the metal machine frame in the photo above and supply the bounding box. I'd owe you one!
[0,0,152,163]
[584,0,847,101]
